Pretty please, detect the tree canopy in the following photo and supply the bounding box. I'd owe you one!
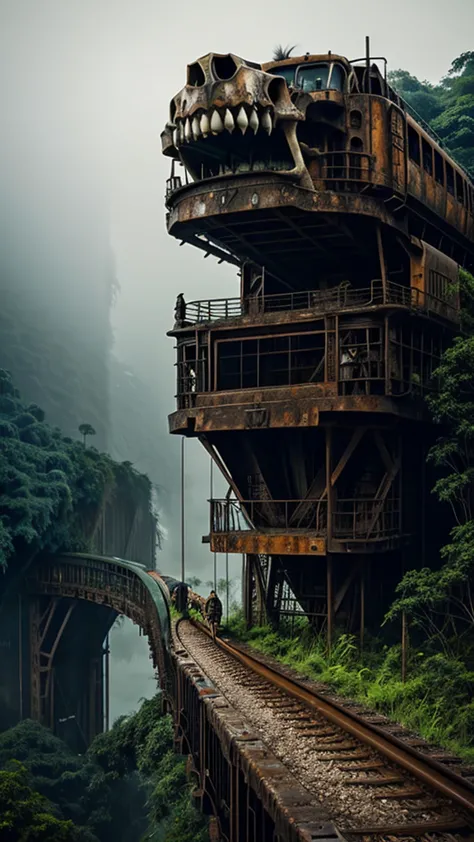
[0,369,154,570]
[0,760,79,842]
[389,52,474,174]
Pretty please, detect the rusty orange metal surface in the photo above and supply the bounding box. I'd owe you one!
[168,392,424,435]
[210,531,326,556]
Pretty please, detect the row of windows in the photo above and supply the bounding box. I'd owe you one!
[408,124,473,212]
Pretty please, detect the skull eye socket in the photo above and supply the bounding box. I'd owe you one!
[212,54,238,81]
[268,76,287,105]
[187,62,205,87]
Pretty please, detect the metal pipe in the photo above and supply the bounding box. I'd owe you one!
[210,458,217,591]
[104,634,110,732]
[181,437,185,582]
[226,552,229,624]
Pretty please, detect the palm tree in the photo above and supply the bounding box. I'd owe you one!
[272,44,297,62]
[78,423,96,447]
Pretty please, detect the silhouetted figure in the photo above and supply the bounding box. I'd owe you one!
[174,292,186,327]
[173,581,189,613]
[205,590,223,639]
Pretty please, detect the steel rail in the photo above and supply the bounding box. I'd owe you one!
[189,619,474,818]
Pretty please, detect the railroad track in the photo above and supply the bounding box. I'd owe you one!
[176,618,474,841]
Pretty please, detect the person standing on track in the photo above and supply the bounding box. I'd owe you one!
[204,590,223,639]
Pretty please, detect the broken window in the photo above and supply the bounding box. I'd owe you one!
[434,150,444,185]
[269,66,296,85]
[422,138,433,176]
[408,125,420,165]
[296,63,330,92]
[328,64,345,91]
[446,163,455,195]
[456,171,465,206]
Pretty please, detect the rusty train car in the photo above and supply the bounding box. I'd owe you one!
[148,571,205,614]
[161,43,474,637]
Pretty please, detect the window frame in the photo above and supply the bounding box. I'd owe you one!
[408,124,421,166]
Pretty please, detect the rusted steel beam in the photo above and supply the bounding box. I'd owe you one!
[210,532,326,556]
[166,176,404,235]
[169,393,423,435]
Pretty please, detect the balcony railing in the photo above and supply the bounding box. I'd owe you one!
[211,498,328,533]
[210,497,400,542]
[180,280,458,326]
[319,150,376,185]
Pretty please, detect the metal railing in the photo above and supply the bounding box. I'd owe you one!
[181,280,458,326]
[210,497,400,541]
[332,498,400,541]
[211,498,328,533]
[319,150,375,184]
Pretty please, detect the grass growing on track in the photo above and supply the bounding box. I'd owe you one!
[222,612,474,764]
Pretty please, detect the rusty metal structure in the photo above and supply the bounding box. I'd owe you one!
[0,554,170,750]
[162,41,474,636]
[0,481,159,746]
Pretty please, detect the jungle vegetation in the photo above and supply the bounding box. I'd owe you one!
[389,51,474,175]
[0,368,154,570]
[0,697,208,842]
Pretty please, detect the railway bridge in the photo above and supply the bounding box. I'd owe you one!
[2,552,474,842]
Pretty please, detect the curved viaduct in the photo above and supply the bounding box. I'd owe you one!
[0,553,171,751]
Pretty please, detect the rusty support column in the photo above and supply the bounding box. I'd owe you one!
[325,426,334,653]
[29,598,41,722]
[243,555,252,629]
[104,634,110,732]
[326,427,333,548]
[376,223,387,303]
[181,437,185,582]
[360,571,365,653]
[327,555,334,655]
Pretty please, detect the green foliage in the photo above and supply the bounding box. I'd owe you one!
[0,699,209,842]
[78,425,96,448]
[88,695,209,841]
[0,720,110,841]
[388,276,474,649]
[0,369,154,569]
[389,52,474,174]
[228,618,474,763]
[0,760,79,841]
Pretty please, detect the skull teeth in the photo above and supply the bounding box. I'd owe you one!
[224,108,234,133]
[175,104,274,146]
[210,110,224,134]
[249,107,259,134]
[261,109,272,135]
[192,116,201,140]
[200,112,210,137]
[236,106,248,134]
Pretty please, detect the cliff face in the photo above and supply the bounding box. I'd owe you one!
[0,283,112,452]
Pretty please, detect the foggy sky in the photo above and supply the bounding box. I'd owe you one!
[2,0,472,719]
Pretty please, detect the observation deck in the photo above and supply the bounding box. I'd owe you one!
[168,276,457,435]
[207,495,402,555]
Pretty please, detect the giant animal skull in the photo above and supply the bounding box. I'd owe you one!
[161,52,313,189]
